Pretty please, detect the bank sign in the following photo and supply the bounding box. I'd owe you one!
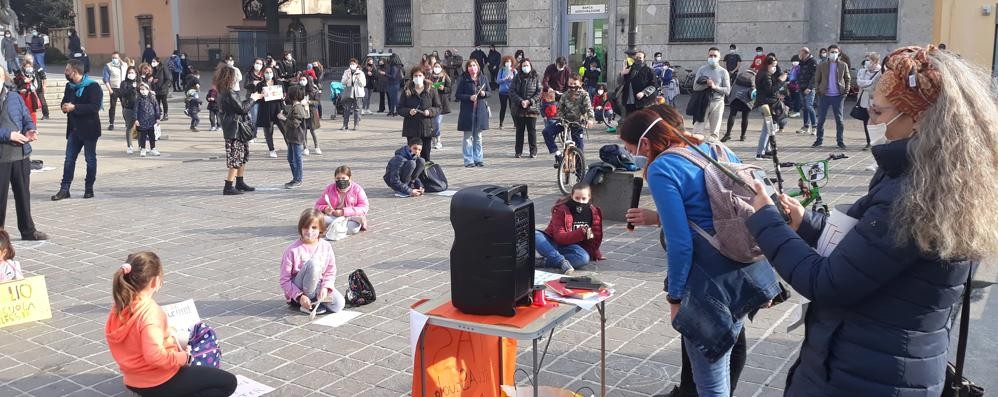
[569,4,607,14]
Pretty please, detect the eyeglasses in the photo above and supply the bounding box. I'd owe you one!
[568,85,582,89]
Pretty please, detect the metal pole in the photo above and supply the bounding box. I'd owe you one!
[265,0,282,56]
[627,0,637,51]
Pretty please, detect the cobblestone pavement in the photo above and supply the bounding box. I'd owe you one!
[0,94,992,397]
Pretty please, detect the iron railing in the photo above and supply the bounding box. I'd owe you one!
[840,0,899,41]
[384,0,413,46]
[177,32,330,70]
[669,0,716,43]
[475,0,508,46]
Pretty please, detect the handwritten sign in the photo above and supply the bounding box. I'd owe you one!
[815,204,858,257]
[262,85,284,102]
[0,276,52,328]
[232,375,274,397]
[161,299,201,339]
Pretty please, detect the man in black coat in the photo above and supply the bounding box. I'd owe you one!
[623,51,656,115]
[52,60,102,201]
[487,45,501,89]
[469,45,487,71]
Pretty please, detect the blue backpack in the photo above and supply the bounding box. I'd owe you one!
[188,322,221,368]
[599,144,638,171]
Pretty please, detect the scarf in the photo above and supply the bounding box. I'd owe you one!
[67,75,103,110]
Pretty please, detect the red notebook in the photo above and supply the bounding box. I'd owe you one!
[545,280,605,299]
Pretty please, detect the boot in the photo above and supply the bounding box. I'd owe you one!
[235,177,256,192]
[739,132,746,141]
[223,180,243,195]
[720,133,731,143]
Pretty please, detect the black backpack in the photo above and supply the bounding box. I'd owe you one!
[420,161,449,193]
[345,269,376,307]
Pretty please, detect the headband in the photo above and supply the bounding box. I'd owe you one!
[879,45,942,121]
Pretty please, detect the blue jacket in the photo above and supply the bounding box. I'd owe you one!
[746,139,972,396]
[383,146,423,195]
[0,90,36,157]
[497,67,514,95]
[455,74,490,132]
[134,96,160,130]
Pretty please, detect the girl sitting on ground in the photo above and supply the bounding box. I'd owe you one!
[105,251,237,397]
[314,165,369,240]
[279,208,346,315]
[0,230,23,281]
[535,183,605,274]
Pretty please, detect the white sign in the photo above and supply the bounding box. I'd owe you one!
[312,310,362,327]
[815,204,858,257]
[161,299,201,341]
[569,4,607,14]
[262,85,284,102]
[232,375,274,397]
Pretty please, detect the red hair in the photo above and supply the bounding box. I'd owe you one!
[618,105,700,164]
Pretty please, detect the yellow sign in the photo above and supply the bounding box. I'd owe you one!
[0,276,52,328]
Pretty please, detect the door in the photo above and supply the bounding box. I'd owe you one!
[563,1,609,82]
[137,15,153,50]
[327,25,362,67]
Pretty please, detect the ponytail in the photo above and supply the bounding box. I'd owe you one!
[111,252,163,316]
[112,269,137,315]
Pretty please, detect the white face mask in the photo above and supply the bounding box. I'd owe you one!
[127,73,136,80]
[756,51,763,56]
[597,90,604,95]
[264,73,274,80]
[828,53,839,61]
[632,117,663,169]
[304,228,320,241]
[226,60,234,66]
[729,49,736,53]
[432,67,442,74]
[706,57,718,66]
[521,66,531,74]
[791,61,800,66]
[299,79,308,86]
[349,64,357,71]
[151,62,159,67]
[254,63,263,71]
[768,67,777,74]
[413,76,425,85]
[24,68,33,74]
[867,112,905,146]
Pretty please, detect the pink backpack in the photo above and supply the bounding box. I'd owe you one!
[666,143,766,264]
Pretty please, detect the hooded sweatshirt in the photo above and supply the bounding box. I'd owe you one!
[105,295,187,388]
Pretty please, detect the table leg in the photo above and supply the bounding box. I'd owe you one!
[599,301,606,397]
[533,338,539,397]
[419,328,427,397]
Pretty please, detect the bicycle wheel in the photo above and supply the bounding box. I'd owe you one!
[557,147,586,194]
[602,109,618,132]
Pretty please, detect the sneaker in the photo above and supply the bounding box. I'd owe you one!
[299,303,329,318]
[789,112,800,118]
[269,150,278,158]
[464,164,475,168]
[553,154,563,169]
[190,127,200,132]
[394,192,410,198]
[475,162,484,167]
[837,143,847,150]
[21,231,48,241]
[83,190,94,199]
[140,149,147,157]
[797,126,810,134]
[108,123,114,131]
[314,147,322,155]
[755,155,767,161]
[560,260,575,275]
[809,128,816,136]
[434,142,442,149]
[150,149,161,156]
[811,141,823,148]
[284,180,303,189]
[126,146,134,155]
[863,144,871,151]
[303,148,310,156]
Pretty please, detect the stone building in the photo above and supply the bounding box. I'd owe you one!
[367,0,936,83]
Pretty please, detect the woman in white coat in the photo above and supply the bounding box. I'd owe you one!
[340,58,367,130]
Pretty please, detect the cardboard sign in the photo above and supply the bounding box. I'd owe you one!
[161,299,201,338]
[262,85,284,102]
[0,276,52,328]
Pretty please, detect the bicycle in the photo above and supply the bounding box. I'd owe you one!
[595,105,617,133]
[777,154,848,214]
[553,119,588,194]
[678,68,695,95]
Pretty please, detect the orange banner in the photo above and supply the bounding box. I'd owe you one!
[412,323,517,397]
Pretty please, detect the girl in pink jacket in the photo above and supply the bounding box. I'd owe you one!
[314,165,370,240]
[279,208,345,316]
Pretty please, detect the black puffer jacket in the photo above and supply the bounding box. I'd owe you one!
[754,70,783,109]
[398,84,441,139]
[509,72,541,118]
[797,56,818,91]
[152,65,172,96]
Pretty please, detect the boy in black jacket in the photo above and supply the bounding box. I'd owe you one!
[383,139,426,198]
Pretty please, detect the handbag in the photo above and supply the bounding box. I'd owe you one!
[235,115,255,142]
[849,91,869,121]
[942,269,984,397]
[419,161,448,193]
[153,124,162,140]
[345,269,376,306]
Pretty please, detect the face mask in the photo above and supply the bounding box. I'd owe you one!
[756,51,763,56]
[349,64,357,70]
[820,53,827,59]
[432,67,442,74]
[768,67,777,74]
[557,66,564,71]
[25,68,33,74]
[867,112,905,146]
[304,229,320,241]
[655,57,663,62]
[729,49,736,53]
[32,31,38,36]
[632,117,662,169]
[568,199,591,211]
[265,73,274,80]
[151,62,159,67]
[4,34,9,38]
[112,58,120,65]
[568,86,581,91]
[413,77,425,85]
[521,66,531,74]
[706,58,718,66]
[254,63,263,71]
[335,179,351,190]
[299,79,308,86]
[286,55,293,61]
[139,90,149,96]
[181,55,186,59]
[634,59,644,65]
[791,61,799,66]
[597,90,604,95]
[127,73,136,80]
[505,63,511,68]
[829,53,839,61]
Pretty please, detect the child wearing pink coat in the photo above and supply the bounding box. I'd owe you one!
[280,209,345,315]
[313,166,370,240]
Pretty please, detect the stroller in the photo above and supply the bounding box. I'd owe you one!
[328,81,345,120]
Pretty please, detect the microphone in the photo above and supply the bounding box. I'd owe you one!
[626,177,644,231]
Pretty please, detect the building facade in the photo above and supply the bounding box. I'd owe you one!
[368,0,937,83]
[933,0,998,75]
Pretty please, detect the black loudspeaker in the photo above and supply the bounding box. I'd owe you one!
[450,185,536,316]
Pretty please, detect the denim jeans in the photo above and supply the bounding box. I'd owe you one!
[386,84,400,114]
[362,88,372,110]
[684,321,742,397]
[60,132,98,191]
[534,231,589,268]
[5,59,19,73]
[32,52,45,71]
[462,127,483,165]
[814,95,845,145]
[542,123,584,154]
[433,114,443,137]
[801,90,817,127]
[756,105,774,156]
[287,143,303,182]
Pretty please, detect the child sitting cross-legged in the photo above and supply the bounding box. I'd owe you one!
[280,208,346,315]
[535,183,605,274]
[314,165,369,241]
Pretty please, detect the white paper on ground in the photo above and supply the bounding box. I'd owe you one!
[815,204,859,257]
[311,310,362,327]
[232,375,274,397]
[433,190,458,197]
[409,308,429,357]
[30,166,55,173]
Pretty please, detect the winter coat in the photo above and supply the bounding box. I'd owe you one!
[746,138,972,396]
[796,56,819,91]
[254,81,282,127]
[626,63,658,107]
[497,67,515,95]
[117,79,138,110]
[279,102,307,145]
[754,70,782,109]
[509,72,541,118]
[152,66,172,96]
[428,72,452,114]
[383,145,423,195]
[341,68,367,99]
[244,70,265,93]
[167,56,181,73]
[134,95,161,130]
[206,88,219,112]
[2,37,17,61]
[218,89,255,141]
[279,59,297,80]
[314,181,370,230]
[61,80,103,140]
[542,203,604,261]
[398,84,441,139]
[455,73,491,131]
[856,66,882,109]
[68,35,82,54]
[556,89,595,124]
[28,36,44,54]
[385,64,404,87]
[541,64,569,93]
[0,89,36,157]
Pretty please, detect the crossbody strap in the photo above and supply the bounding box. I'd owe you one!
[953,265,974,382]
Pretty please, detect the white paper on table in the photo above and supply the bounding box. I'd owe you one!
[161,299,201,343]
[232,375,274,397]
[545,289,614,311]
[533,270,563,286]
[409,308,429,357]
[815,204,859,257]
[311,310,361,327]
[433,190,458,197]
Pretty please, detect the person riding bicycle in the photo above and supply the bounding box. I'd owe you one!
[542,74,594,168]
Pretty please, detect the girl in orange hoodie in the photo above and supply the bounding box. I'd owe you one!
[104,252,237,397]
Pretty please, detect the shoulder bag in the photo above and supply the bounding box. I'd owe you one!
[942,268,984,397]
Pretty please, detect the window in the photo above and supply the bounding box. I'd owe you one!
[99,5,110,37]
[669,0,716,43]
[840,0,898,41]
[384,0,412,46]
[475,0,507,46]
[86,6,96,37]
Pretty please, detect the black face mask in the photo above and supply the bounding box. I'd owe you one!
[568,200,590,213]
[65,73,74,81]
[335,180,351,190]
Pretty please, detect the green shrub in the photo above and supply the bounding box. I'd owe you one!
[45,47,67,63]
